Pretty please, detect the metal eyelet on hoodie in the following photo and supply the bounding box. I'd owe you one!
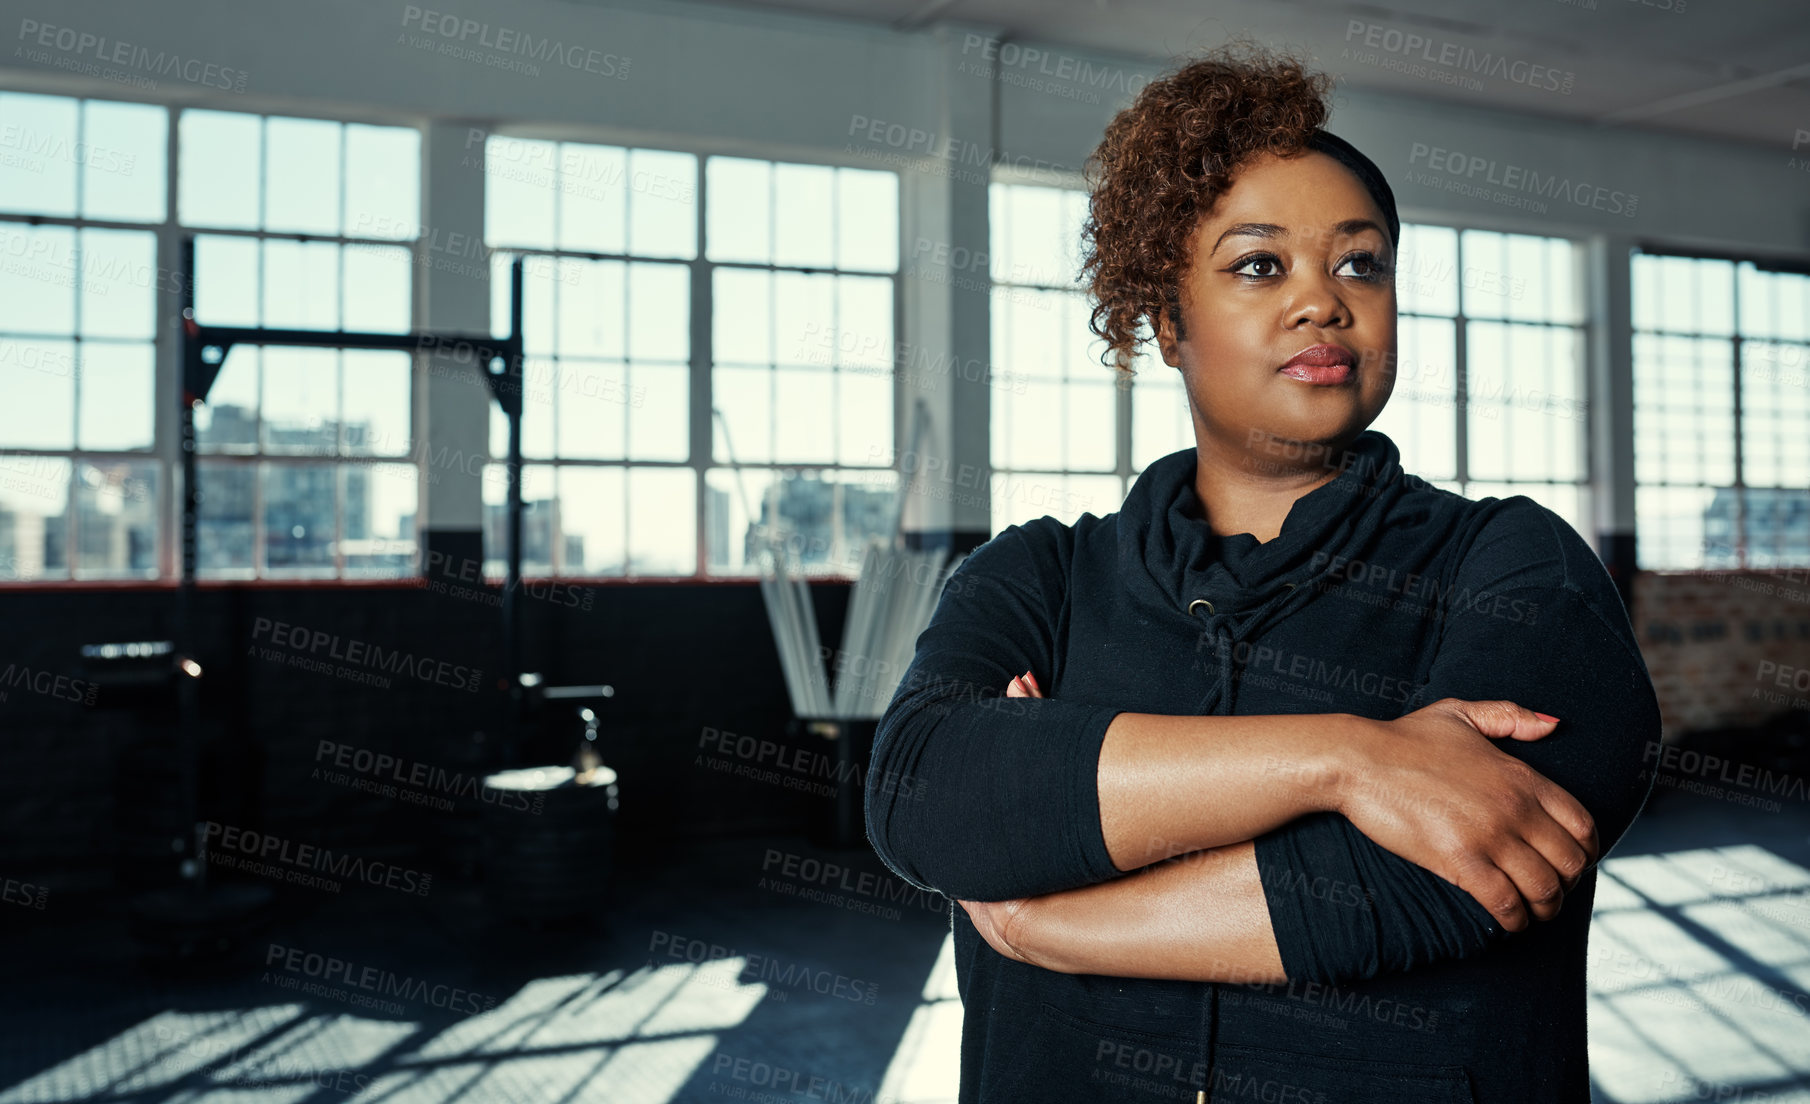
[1188,598,1215,616]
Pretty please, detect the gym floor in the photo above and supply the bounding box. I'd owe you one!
[3,788,1806,1104]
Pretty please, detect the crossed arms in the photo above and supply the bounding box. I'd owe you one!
[863,513,1661,988]
[958,677,1593,984]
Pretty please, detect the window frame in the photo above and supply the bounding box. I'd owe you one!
[179,106,426,582]
[1390,221,1593,526]
[0,90,171,585]
[1630,244,1810,572]
[986,175,1149,535]
[477,137,906,582]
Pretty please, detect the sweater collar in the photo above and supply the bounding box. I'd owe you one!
[1120,429,1407,618]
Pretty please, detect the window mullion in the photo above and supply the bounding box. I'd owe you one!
[334,463,346,578]
[253,459,266,576]
[692,153,713,579]
[1454,314,1469,487]
[159,103,182,581]
[1728,265,1745,568]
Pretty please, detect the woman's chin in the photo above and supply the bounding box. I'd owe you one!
[1264,409,1375,452]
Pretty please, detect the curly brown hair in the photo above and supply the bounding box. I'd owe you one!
[1080,43,1333,381]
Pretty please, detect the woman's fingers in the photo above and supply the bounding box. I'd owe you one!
[1485,799,1592,925]
[1532,777,1599,861]
[957,897,1035,965]
[957,899,996,943]
[1454,860,1530,933]
[1362,698,1600,933]
[1005,671,1044,698]
[1441,697,1598,865]
[1524,818,1592,893]
[1444,698,1561,742]
[1492,842,1567,924]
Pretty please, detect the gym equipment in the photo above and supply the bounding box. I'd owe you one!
[81,638,275,958]
[481,761,620,922]
[718,399,965,848]
[485,675,622,920]
[143,242,538,948]
[179,243,534,686]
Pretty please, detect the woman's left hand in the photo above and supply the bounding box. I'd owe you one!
[956,896,1046,967]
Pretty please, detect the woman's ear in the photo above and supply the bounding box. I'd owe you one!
[1154,302,1186,368]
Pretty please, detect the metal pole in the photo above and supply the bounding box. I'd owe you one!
[177,236,203,890]
[504,257,525,740]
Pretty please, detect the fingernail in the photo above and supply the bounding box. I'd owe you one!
[1024,672,1042,695]
[1534,711,1560,723]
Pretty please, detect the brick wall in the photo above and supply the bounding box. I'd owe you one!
[1632,570,1810,737]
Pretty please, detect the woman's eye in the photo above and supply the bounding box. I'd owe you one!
[1231,254,1283,278]
[1337,252,1391,281]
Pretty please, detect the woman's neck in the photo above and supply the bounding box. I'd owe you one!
[1191,432,1351,544]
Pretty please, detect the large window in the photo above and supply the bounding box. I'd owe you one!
[988,181,1190,535]
[481,135,698,578]
[986,183,1590,537]
[0,92,166,581]
[1373,225,1589,534]
[183,110,422,579]
[1632,253,1810,570]
[36,91,1801,585]
[480,138,899,578]
[707,156,899,576]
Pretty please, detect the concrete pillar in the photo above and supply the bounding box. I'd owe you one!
[418,121,493,581]
[1588,233,1639,603]
[895,24,1001,556]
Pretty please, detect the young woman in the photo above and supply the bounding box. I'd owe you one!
[865,45,1659,1104]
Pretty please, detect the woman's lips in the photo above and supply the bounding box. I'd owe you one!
[1279,344,1355,385]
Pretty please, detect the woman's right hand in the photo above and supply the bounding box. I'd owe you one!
[1335,698,1598,934]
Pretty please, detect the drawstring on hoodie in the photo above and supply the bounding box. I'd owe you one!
[1191,579,1306,715]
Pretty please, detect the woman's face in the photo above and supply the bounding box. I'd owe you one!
[1156,150,1397,467]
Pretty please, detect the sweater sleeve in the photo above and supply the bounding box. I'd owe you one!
[864,521,1127,902]
[1254,497,1662,985]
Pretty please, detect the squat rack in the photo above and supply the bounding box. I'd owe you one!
[172,236,532,886]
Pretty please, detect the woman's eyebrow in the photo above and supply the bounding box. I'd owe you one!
[1210,221,1286,255]
[1210,217,1388,256]
[1330,217,1386,240]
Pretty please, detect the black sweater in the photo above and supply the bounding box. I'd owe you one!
[865,429,1660,1104]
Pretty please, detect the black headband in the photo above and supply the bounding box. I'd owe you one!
[1304,129,1400,247]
